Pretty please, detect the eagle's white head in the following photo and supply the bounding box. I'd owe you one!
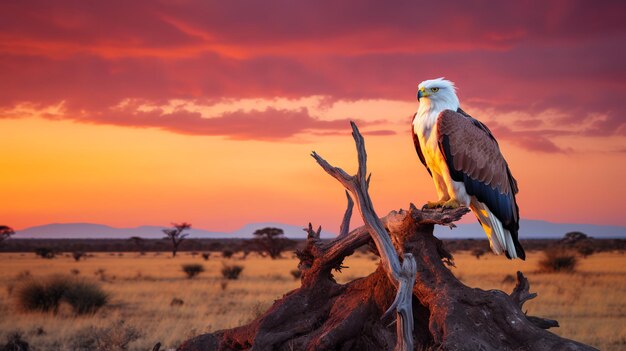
[416,78,460,118]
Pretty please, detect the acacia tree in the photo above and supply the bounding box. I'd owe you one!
[0,225,15,247]
[560,231,589,244]
[253,227,291,259]
[129,236,145,253]
[162,222,191,257]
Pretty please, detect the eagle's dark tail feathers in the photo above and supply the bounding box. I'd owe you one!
[506,229,526,260]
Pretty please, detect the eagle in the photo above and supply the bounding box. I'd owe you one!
[412,78,525,259]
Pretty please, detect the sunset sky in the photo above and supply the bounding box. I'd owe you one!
[1,1,625,233]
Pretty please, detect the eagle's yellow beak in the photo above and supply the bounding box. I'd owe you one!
[417,87,429,101]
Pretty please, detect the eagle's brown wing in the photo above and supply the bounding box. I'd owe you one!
[437,108,524,259]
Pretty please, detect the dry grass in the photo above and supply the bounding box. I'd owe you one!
[0,251,624,350]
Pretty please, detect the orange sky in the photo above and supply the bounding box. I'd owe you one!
[1,1,625,231]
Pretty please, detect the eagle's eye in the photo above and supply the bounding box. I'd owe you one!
[431,87,439,92]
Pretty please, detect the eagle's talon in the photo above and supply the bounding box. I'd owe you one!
[423,200,446,209]
[441,199,461,209]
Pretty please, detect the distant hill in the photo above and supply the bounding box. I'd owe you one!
[16,223,227,239]
[15,219,626,240]
[435,219,626,239]
[16,222,336,239]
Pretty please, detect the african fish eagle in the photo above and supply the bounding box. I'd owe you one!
[412,78,525,259]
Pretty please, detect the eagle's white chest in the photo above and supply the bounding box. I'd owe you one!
[413,107,472,208]
[413,112,447,176]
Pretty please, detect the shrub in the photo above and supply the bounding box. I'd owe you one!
[222,249,234,259]
[221,264,244,280]
[472,248,485,260]
[34,248,55,259]
[576,242,595,258]
[538,248,578,273]
[170,298,184,307]
[72,251,85,262]
[16,276,68,313]
[62,280,108,314]
[290,269,302,280]
[181,264,205,279]
[16,275,108,315]
[201,253,210,261]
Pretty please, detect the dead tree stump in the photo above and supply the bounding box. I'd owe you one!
[178,123,598,351]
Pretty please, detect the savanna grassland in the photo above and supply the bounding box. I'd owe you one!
[0,251,624,351]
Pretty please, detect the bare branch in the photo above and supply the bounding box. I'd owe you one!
[510,271,537,306]
[338,190,354,238]
[382,253,417,350]
[510,271,559,329]
[312,121,412,350]
[411,203,470,227]
[304,222,321,240]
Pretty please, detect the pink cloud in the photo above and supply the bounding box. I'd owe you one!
[489,124,572,153]
[0,0,624,150]
[362,130,396,136]
[65,106,381,141]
